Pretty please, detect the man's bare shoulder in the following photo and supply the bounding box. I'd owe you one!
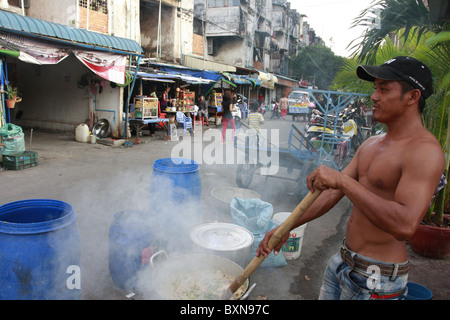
[356,133,385,151]
[360,129,441,150]
[364,128,444,171]
[356,129,443,170]
[405,128,443,158]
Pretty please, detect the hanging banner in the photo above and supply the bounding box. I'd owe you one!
[0,31,70,64]
[74,51,126,85]
[0,31,126,84]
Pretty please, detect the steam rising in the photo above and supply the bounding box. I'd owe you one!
[35,127,288,300]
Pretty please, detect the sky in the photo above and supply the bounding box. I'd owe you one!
[290,0,376,57]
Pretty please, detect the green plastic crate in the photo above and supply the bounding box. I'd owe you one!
[2,151,38,171]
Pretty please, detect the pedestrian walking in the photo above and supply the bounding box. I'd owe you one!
[279,94,288,119]
[247,101,265,133]
[221,92,236,143]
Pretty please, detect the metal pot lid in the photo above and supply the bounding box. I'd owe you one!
[190,223,254,251]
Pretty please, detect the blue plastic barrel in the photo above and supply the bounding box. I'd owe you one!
[0,199,81,300]
[150,158,202,245]
[406,282,433,300]
[108,210,153,290]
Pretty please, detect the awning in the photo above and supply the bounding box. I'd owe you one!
[183,54,236,73]
[136,70,215,85]
[224,73,253,85]
[0,11,144,85]
[276,74,301,88]
[221,72,263,88]
[258,71,277,89]
[154,63,222,83]
[138,72,176,83]
[258,71,269,82]
[0,10,143,56]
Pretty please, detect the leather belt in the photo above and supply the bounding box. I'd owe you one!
[340,245,409,280]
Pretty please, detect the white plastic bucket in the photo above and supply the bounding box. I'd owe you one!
[273,212,307,260]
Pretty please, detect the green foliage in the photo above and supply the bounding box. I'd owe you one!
[348,0,442,63]
[330,37,406,96]
[290,45,345,90]
[5,84,19,100]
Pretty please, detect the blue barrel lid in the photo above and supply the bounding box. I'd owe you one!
[0,199,77,235]
[153,158,199,174]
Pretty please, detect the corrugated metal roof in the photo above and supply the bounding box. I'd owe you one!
[0,10,143,55]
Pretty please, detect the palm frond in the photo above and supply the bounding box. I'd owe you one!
[349,0,438,63]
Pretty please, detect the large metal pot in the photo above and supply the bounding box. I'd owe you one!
[150,251,253,300]
[93,119,110,138]
[190,222,254,267]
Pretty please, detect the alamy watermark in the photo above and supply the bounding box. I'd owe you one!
[66,265,81,290]
[369,8,382,30]
[170,128,280,175]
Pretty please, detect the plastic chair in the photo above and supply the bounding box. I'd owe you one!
[158,101,166,118]
[194,113,208,126]
[176,111,192,134]
[240,103,248,120]
[157,101,167,128]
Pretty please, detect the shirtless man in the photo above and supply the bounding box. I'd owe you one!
[257,56,445,300]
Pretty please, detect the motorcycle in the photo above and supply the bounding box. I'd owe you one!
[270,101,280,119]
[305,109,338,139]
[340,108,366,152]
[305,109,363,153]
[232,95,246,129]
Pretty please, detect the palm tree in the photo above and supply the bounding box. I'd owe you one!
[331,37,406,94]
[348,0,446,63]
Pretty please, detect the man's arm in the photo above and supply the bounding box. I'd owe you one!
[256,153,358,257]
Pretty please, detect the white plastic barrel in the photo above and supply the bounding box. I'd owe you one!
[273,212,307,260]
[75,124,89,143]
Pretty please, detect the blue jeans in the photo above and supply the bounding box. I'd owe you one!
[319,246,409,300]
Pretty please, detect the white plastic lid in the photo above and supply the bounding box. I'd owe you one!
[190,223,254,251]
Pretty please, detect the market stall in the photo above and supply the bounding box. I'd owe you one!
[127,95,168,137]
[208,92,223,125]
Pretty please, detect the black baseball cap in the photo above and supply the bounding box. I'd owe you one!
[357,56,433,99]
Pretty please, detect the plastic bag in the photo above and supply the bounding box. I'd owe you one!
[0,124,26,155]
[0,123,23,138]
[1,132,25,156]
[231,197,287,267]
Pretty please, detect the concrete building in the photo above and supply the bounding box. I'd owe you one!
[190,0,304,103]
[140,0,194,64]
[270,0,303,77]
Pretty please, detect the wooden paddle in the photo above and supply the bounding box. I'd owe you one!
[221,190,322,300]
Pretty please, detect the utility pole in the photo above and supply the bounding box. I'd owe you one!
[157,0,162,59]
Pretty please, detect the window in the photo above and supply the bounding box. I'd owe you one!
[208,0,240,8]
[193,18,204,36]
[79,0,108,15]
[208,0,224,7]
